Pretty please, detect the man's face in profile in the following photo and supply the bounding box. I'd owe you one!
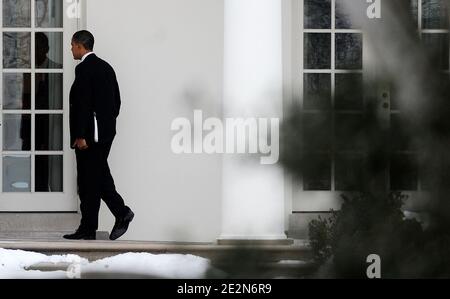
[71,41,84,60]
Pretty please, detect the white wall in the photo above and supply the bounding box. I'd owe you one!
[86,0,224,242]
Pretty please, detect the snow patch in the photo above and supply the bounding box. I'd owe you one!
[0,248,212,279]
[84,252,211,279]
[277,260,308,265]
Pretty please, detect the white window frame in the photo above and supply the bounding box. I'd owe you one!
[0,0,81,211]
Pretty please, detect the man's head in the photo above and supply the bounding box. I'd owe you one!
[71,30,94,60]
[35,32,49,66]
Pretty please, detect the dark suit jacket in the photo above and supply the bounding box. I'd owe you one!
[69,54,121,149]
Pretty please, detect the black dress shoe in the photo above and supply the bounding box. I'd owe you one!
[63,230,96,240]
[110,208,135,240]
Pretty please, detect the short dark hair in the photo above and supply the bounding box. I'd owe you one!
[72,30,95,51]
[35,32,49,51]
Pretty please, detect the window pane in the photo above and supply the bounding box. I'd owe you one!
[304,0,331,29]
[304,33,331,69]
[420,154,432,191]
[3,0,31,27]
[35,114,63,151]
[35,155,63,192]
[390,114,418,151]
[336,0,363,29]
[410,0,419,25]
[390,154,418,191]
[2,155,31,192]
[35,73,63,109]
[304,73,331,110]
[303,113,332,151]
[35,32,63,68]
[390,83,400,111]
[422,0,449,29]
[303,153,332,191]
[335,73,364,110]
[3,114,31,151]
[335,153,364,191]
[422,33,449,70]
[336,33,363,70]
[335,113,366,151]
[3,73,31,110]
[35,0,63,28]
[3,32,31,68]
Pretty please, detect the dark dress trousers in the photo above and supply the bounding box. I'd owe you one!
[69,53,127,232]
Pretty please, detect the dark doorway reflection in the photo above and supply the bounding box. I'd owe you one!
[35,32,62,69]
[35,155,63,192]
[35,73,63,110]
[35,114,63,151]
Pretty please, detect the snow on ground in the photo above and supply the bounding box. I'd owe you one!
[83,252,212,278]
[277,260,308,266]
[0,248,213,279]
[0,248,87,279]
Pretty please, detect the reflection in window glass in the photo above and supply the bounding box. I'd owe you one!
[35,32,63,68]
[410,0,419,25]
[3,73,31,110]
[3,114,31,151]
[304,33,331,69]
[304,0,331,29]
[303,113,332,151]
[35,114,63,151]
[420,155,433,191]
[336,33,363,69]
[335,113,366,151]
[422,0,449,29]
[3,32,31,69]
[335,73,364,110]
[35,155,63,192]
[2,0,31,27]
[304,74,331,110]
[35,73,63,110]
[390,83,400,111]
[335,0,364,29]
[335,153,364,191]
[390,114,418,151]
[35,0,63,28]
[422,33,449,70]
[303,153,332,191]
[390,154,418,191]
[3,155,31,192]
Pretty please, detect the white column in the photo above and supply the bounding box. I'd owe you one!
[220,0,287,242]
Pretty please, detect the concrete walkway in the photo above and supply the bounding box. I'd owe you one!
[0,239,311,260]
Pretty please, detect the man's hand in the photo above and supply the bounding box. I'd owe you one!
[73,138,89,150]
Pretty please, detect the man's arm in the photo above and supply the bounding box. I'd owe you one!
[73,67,93,142]
[113,72,121,118]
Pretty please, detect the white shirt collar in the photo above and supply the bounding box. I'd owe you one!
[81,52,95,62]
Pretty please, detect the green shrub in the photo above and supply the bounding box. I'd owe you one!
[309,192,433,278]
[308,214,336,263]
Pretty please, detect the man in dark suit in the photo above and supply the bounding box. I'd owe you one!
[64,30,134,241]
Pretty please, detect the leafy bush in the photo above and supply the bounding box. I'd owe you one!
[309,192,432,278]
[308,214,335,263]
